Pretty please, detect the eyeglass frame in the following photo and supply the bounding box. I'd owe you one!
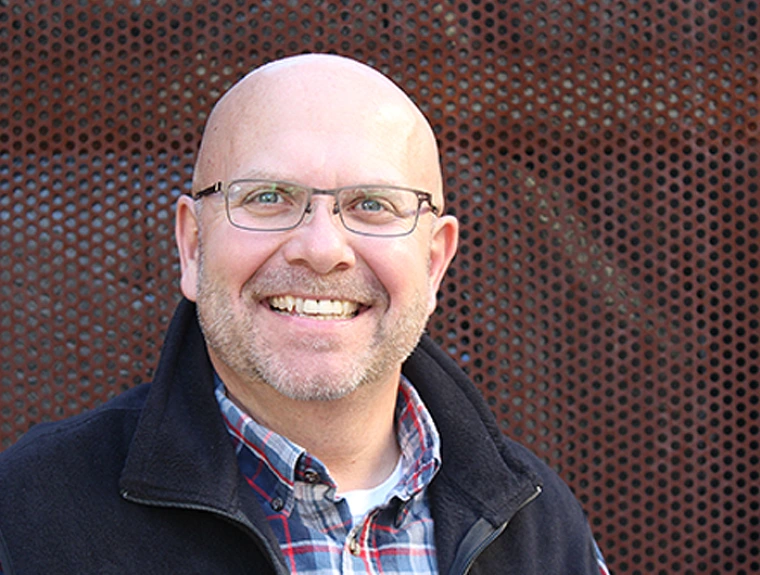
[190,179,441,237]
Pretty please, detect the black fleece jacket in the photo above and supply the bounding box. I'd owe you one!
[0,299,602,574]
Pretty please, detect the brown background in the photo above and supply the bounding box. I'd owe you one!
[1,1,758,573]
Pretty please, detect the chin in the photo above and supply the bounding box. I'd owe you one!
[257,363,370,402]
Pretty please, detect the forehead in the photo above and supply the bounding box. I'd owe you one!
[197,60,442,199]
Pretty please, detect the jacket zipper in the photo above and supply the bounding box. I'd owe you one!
[458,484,543,575]
[120,489,289,575]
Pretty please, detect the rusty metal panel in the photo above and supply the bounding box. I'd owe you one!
[1,1,757,573]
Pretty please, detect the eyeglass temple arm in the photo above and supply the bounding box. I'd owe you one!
[423,193,440,215]
[191,182,223,200]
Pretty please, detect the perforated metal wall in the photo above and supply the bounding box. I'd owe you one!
[1,1,758,573]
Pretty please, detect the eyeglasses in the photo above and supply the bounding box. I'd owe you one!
[192,179,440,237]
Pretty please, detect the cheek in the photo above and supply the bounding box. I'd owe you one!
[363,240,431,305]
[200,231,281,291]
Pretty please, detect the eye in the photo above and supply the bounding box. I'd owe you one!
[356,197,389,212]
[229,182,304,212]
[342,190,399,216]
[243,187,289,205]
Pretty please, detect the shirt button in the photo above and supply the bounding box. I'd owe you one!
[348,536,361,556]
[271,497,284,512]
[303,470,320,484]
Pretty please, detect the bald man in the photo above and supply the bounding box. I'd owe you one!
[0,55,608,575]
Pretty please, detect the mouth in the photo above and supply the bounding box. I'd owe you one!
[268,295,362,320]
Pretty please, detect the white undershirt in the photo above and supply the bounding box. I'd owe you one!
[339,457,404,524]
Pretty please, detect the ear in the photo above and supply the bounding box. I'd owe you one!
[175,195,201,302]
[426,214,459,315]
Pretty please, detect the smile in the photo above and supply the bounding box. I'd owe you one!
[268,295,361,320]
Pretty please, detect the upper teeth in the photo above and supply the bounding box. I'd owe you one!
[269,296,359,318]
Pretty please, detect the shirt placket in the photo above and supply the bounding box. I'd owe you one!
[343,509,380,574]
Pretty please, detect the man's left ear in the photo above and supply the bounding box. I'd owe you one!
[426,214,459,315]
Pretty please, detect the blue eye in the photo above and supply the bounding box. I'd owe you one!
[229,183,304,216]
[250,190,285,204]
[342,192,397,214]
[357,198,386,212]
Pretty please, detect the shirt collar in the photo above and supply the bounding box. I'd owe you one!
[214,374,441,502]
[393,376,441,500]
[214,373,304,489]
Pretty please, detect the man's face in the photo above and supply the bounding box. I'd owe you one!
[192,221,433,402]
[176,60,457,402]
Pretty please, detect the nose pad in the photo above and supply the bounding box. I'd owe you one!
[301,199,342,226]
[301,202,315,224]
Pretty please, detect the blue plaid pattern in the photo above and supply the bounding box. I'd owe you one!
[215,375,441,574]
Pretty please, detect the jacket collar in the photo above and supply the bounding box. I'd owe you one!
[402,335,543,573]
[403,335,542,519]
[119,298,244,512]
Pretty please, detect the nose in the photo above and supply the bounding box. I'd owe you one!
[281,196,356,274]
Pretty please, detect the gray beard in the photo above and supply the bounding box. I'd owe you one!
[194,254,431,402]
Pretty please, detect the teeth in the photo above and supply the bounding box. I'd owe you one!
[269,296,359,319]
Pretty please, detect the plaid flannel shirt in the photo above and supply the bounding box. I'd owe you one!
[215,375,441,574]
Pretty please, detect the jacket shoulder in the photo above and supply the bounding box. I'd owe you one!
[0,383,150,473]
[0,384,153,574]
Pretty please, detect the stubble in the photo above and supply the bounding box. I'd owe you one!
[194,246,431,402]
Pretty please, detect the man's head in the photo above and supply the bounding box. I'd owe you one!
[175,54,458,402]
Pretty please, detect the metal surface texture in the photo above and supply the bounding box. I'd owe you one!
[1,1,758,573]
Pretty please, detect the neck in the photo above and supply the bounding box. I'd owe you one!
[223,370,402,493]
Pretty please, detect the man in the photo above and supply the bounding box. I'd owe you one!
[0,54,608,574]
